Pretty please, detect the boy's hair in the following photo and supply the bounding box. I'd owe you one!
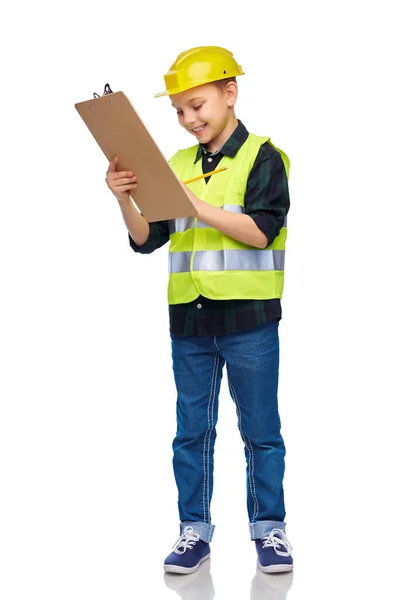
[213,76,237,91]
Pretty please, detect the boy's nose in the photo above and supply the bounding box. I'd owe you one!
[183,112,197,128]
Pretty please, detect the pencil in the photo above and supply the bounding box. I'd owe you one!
[183,166,228,185]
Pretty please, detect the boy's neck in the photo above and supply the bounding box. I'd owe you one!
[205,115,239,154]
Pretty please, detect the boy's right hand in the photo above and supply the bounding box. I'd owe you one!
[105,156,137,203]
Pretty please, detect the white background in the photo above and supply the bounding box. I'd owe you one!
[1,1,399,598]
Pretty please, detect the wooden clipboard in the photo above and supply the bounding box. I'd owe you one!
[75,90,198,222]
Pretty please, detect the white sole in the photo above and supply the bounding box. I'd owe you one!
[258,561,294,574]
[164,553,210,574]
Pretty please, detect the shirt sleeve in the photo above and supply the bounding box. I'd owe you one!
[128,219,170,254]
[128,152,181,254]
[244,142,290,248]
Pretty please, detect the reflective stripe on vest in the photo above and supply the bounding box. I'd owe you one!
[169,249,285,273]
[168,207,288,234]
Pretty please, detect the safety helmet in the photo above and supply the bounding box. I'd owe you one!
[155,46,244,98]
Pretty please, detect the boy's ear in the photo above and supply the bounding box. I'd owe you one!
[225,81,238,107]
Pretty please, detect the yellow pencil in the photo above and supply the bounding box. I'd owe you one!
[183,166,228,185]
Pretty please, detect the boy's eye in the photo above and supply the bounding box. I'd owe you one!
[176,104,203,116]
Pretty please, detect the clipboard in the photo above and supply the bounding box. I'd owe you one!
[75,85,198,222]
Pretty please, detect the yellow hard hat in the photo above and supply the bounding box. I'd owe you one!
[155,46,244,98]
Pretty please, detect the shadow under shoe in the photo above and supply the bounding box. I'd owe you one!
[251,567,294,600]
[164,559,215,599]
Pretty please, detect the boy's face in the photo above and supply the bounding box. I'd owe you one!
[170,82,237,147]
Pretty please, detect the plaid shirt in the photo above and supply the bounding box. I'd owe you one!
[129,120,290,336]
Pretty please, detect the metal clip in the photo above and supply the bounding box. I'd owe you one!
[93,83,114,99]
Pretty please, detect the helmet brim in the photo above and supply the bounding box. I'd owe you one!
[155,73,244,99]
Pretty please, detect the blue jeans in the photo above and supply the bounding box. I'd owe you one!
[170,320,286,543]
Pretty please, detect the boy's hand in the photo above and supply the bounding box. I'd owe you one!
[106,156,137,204]
[185,188,206,219]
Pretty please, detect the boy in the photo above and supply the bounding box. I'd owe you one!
[105,46,293,575]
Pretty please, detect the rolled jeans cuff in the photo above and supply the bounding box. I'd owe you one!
[180,521,215,543]
[249,520,286,540]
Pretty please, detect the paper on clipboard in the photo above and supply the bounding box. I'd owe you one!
[75,89,198,222]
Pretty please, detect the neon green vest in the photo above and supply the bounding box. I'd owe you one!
[168,133,289,305]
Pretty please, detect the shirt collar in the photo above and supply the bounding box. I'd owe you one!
[194,120,249,163]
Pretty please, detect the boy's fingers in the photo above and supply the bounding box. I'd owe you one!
[107,156,119,173]
[114,177,137,186]
[106,171,135,181]
[119,183,137,192]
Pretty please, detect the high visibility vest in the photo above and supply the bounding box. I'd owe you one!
[167,133,289,305]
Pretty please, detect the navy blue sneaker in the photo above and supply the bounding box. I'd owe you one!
[255,528,293,573]
[164,526,211,574]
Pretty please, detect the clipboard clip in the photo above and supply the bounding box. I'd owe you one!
[93,83,114,99]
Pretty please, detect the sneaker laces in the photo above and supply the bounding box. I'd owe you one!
[261,528,293,557]
[172,526,200,555]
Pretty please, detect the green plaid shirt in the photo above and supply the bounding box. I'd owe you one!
[129,121,290,336]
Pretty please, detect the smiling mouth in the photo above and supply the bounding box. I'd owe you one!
[191,124,207,135]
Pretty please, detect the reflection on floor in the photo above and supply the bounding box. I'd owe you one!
[164,559,215,599]
[251,567,293,600]
[164,558,294,599]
